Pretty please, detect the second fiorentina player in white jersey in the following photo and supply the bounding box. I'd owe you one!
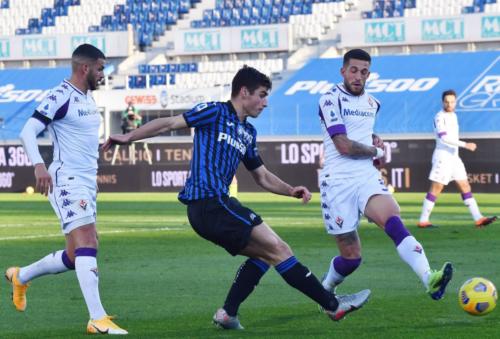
[319,82,380,179]
[318,49,453,306]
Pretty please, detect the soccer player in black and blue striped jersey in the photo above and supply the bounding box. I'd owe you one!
[104,66,370,329]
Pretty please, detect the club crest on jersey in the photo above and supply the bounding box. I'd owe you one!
[413,245,423,254]
[79,199,88,210]
[335,216,344,228]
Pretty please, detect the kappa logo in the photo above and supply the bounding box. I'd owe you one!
[62,199,71,207]
[48,94,57,102]
[62,84,68,90]
[249,213,257,220]
[456,56,500,112]
[323,100,333,107]
[226,121,235,127]
[56,89,64,94]
[335,216,344,228]
[66,210,76,218]
[342,97,349,102]
[324,213,331,220]
[74,96,80,103]
[59,189,69,197]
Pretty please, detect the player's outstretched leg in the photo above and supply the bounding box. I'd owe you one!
[213,308,244,330]
[427,262,453,300]
[5,267,29,312]
[5,249,75,312]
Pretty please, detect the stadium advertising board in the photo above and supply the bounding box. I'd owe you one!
[0,67,71,140]
[342,13,500,47]
[258,51,500,135]
[2,139,499,193]
[172,24,289,55]
[0,31,129,61]
[93,86,230,111]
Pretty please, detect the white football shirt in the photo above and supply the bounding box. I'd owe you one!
[33,80,101,185]
[433,110,461,157]
[318,83,380,179]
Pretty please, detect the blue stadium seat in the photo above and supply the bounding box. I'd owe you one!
[1,0,9,9]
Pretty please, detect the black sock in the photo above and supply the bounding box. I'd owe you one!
[223,258,269,316]
[276,256,338,312]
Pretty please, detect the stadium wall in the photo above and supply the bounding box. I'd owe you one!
[1,139,499,193]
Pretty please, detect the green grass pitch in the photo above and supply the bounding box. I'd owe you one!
[1,192,499,338]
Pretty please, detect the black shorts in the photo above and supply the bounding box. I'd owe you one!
[186,195,263,256]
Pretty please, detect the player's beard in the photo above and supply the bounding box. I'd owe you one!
[87,73,99,91]
[344,81,364,96]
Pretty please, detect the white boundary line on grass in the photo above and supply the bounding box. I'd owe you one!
[0,227,186,241]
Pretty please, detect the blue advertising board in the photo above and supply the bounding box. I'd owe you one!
[0,67,70,140]
[255,51,500,135]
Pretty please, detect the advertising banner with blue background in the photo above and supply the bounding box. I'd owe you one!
[255,51,499,136]
[0,67,70,141]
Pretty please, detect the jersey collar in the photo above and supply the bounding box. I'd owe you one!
[64,79,85,96]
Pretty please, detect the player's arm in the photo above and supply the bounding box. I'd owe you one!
[19,118,52,196]
[333,134,384,159]
[434,115,476,151]
[102,114,187,151]
[249,165,311,203]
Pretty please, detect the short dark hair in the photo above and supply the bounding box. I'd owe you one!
[343,49,371,66]
[231,66,272,98]
[442,89,456,101]
[72,43,105,60]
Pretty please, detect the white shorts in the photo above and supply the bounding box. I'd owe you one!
[48,182,97,234]
[320,169,391,235]
[428,155,467,185]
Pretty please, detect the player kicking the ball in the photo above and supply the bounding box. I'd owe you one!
[318,49,453,302]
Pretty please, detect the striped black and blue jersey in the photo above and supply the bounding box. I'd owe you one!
[178,101,263,203]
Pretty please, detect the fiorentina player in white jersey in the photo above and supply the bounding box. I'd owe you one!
[318,49,453,301]
[418,90,497,228]
[5,44,127,335]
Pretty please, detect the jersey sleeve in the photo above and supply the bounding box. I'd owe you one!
[182,102,220,128]
[242,127,263,171]
[434,113,447,138]
[318,92,346,137]
[32,87,70,126]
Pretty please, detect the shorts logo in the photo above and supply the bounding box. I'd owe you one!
[59,189,69,197]
[249,213,256,221]
[79,199,88,210]
[62,199,71,207]
[413,245,423,254]
[335,216,344,228]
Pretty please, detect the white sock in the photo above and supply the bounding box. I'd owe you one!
[18,250,72,284]
[464,197,482,221]
[419,199,435,223]
[75,251,107,320]
[322,257,344,290]
[396,236,431,288]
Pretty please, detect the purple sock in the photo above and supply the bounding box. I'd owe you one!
[62,250,75,270]
[333,256,361,276]
[426,193,437,202]
[461,192,473,200]
[385,216,410,246]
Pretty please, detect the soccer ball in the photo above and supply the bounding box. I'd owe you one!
[458,277,497,316]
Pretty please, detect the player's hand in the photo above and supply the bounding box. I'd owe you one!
[34,163,52,196]
[101,134,131,151]
[290,186,312,204]
[372,133,384,148]
[465,142,477,152]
